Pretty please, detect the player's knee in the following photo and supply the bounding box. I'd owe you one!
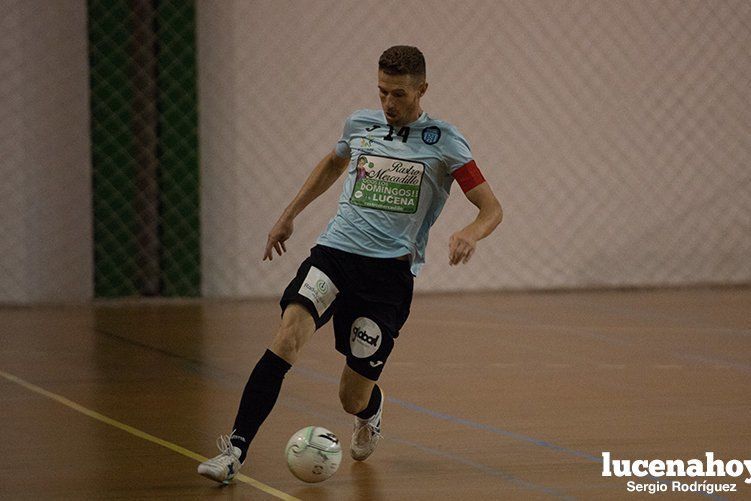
[271,328,300,360]
[271,304,314,360]
[339,388,368,415]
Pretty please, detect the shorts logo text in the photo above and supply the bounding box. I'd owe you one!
[298,266,338,316]
[352,326,379,347]
[349,317,382,359]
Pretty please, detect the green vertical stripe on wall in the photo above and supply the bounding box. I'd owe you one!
[89,0,200,297]
[157,1,200,296]
[89,0,139,297]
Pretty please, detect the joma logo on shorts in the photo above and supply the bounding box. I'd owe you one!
[352,327,379,347]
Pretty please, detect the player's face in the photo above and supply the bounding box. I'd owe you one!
[378,71,428,127]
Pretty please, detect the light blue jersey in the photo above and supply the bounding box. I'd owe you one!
[316,109,475,276]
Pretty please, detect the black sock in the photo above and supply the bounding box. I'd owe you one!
[355,385,382,420]
[230,349,291,462]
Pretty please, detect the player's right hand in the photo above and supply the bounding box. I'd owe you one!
[264,217,294,261]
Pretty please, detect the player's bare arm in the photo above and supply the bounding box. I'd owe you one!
[449,182,503,266]
[263,150,349,261]
[201,45,493,484]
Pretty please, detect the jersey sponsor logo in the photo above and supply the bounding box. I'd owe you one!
[350,154,424,214]
[350,317,382,358]
[298,266,339,316]
[421,126,441,145]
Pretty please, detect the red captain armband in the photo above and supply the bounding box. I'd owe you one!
[452,160,486,193]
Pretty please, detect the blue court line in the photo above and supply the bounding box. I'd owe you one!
[388,396,601,462]
[387,435,575,500]
[435,302,734,500]
[96,329,725,501]
[291,365,725,500]
[94,328,570,499]
[292,365,600,462]
[281,394,574,500]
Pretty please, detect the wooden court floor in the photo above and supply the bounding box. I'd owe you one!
[1,287,749,500]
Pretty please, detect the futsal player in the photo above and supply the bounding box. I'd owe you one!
[198,45,503,483]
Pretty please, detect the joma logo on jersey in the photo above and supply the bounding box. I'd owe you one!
[351,327,379,347]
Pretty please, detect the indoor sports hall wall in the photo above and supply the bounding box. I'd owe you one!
[0,1,748,303]
[197,0,751,297]
[0,1,92,303]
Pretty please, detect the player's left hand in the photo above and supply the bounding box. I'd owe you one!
[264,216,293,261]
[448,229,477,265]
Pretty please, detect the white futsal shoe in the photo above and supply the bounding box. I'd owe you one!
[197,434,243,484]
[350,391,384,461]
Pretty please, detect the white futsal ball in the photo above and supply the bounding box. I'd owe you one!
[285,426,342,483]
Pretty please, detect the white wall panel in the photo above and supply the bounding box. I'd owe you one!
[198,0,751,297]
[0,0,93,302]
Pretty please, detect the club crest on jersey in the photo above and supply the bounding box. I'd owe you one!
[421,126,441,145]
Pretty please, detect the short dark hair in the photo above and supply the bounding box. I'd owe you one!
[378,46,426,79]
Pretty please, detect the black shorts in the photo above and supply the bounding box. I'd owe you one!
[280,245,414,381]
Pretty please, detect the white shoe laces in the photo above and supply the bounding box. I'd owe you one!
[354,420,382,443]
[216,434,235,456]
[210,430,241,465]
